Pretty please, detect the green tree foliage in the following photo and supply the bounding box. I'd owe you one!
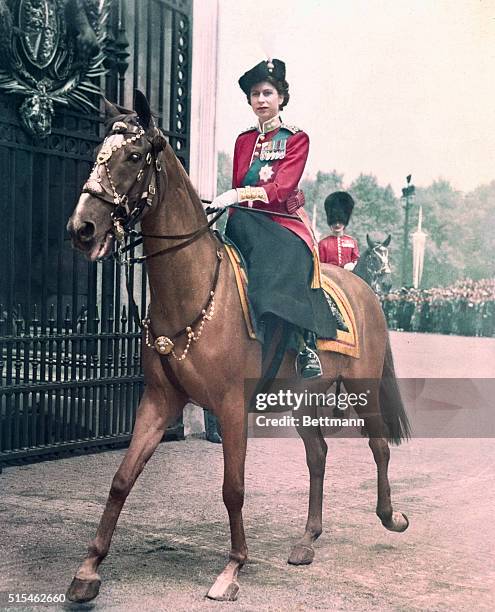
[217,151,494,288]
[412,180,465,287]
[463,181,495,281]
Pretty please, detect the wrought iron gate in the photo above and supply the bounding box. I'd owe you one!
[0,0,192,468]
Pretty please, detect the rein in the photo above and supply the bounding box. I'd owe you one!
[85,119,300,365]
[118,206,226,338]
[115,204,300,265]
[115,206,226,265]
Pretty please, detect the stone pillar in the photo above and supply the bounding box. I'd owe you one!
[184,0,219,438]
[188,0,219,202]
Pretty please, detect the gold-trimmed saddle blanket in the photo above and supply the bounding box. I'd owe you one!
[224,244,360,358]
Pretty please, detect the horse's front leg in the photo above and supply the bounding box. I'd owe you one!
[288,409,327,565]
[207,401,247,601]
[67,386,184,603]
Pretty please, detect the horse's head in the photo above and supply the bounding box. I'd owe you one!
[364,234,392,295]
[67,90,167,261]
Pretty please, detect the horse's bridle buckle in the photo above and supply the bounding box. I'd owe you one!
[146,184,156,206]
[113,219,125,243]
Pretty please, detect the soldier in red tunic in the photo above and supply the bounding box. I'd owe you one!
[211,58,337,378]
[318,192,360,270]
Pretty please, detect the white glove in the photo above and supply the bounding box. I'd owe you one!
[211,189,239,209]
[344,262,356,271]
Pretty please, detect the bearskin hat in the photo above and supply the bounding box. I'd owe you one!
[324,191,355,226]
[238,59,286,95]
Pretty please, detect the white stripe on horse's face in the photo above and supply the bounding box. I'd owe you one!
[370,246,391,277]
[72,193,94,226]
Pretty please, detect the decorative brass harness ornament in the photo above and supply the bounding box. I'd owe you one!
[142,250,221,360]
[82,119,225,362]
[83,120,160,246]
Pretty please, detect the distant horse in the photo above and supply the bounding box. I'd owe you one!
[354,234,393,295]
[66,92,410,603]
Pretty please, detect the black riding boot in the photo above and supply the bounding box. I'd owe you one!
[296,330,323,379]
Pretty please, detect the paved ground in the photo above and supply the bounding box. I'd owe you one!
[1,332,494,611]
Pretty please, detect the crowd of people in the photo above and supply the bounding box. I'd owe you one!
[381,278,495,337]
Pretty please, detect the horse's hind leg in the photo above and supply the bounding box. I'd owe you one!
[67,387,183,603]
[207,401,247,601]
[368,435,408,532]
[288,412,327,565]
[353,385,409,533]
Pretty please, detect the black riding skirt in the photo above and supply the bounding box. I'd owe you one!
[225,211,336,341]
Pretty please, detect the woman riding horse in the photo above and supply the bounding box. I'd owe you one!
[211,58,336,379]
[66,90,410,604]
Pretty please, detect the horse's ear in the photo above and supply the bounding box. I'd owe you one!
[103,98,121,119]
[366,234,375,249]
[134,89,153,129]
[383,234,392,247]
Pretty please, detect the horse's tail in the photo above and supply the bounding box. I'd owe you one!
[379,334,411,445]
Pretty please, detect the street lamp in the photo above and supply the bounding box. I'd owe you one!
[401,174,415,286]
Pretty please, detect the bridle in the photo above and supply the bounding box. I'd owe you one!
[82,118,225,264]
[82,116,302,264]
[81,117,227,370]
[82,120,161,243]
[366,245,391,293]
[78,114,312,391]
[80,117,300,368]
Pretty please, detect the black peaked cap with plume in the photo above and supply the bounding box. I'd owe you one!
[238,59,286,94]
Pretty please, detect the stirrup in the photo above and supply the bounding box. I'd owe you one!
[296,346,323,379]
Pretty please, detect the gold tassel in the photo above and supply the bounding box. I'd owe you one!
[311,245,322,289]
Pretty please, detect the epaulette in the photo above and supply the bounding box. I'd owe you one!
[239,125,257,135]
[280,123,302,134]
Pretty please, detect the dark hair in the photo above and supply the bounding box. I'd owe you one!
[246,77,290,110]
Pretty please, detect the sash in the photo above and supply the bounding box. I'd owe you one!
[241,129,289,186]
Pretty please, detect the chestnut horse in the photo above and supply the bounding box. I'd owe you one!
[66,92,410,603]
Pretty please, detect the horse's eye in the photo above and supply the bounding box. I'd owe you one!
[129,153,141,162]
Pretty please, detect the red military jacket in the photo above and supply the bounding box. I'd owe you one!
[230,115,315,252]
[318,234,360,267]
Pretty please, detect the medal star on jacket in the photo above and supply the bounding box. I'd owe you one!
[259,164,274,182]
[231,116,316,252]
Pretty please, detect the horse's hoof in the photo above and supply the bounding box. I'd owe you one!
[288,543,315,565]
[66,577,101,603]
[383,511,409,533]
[206,579,240,601]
